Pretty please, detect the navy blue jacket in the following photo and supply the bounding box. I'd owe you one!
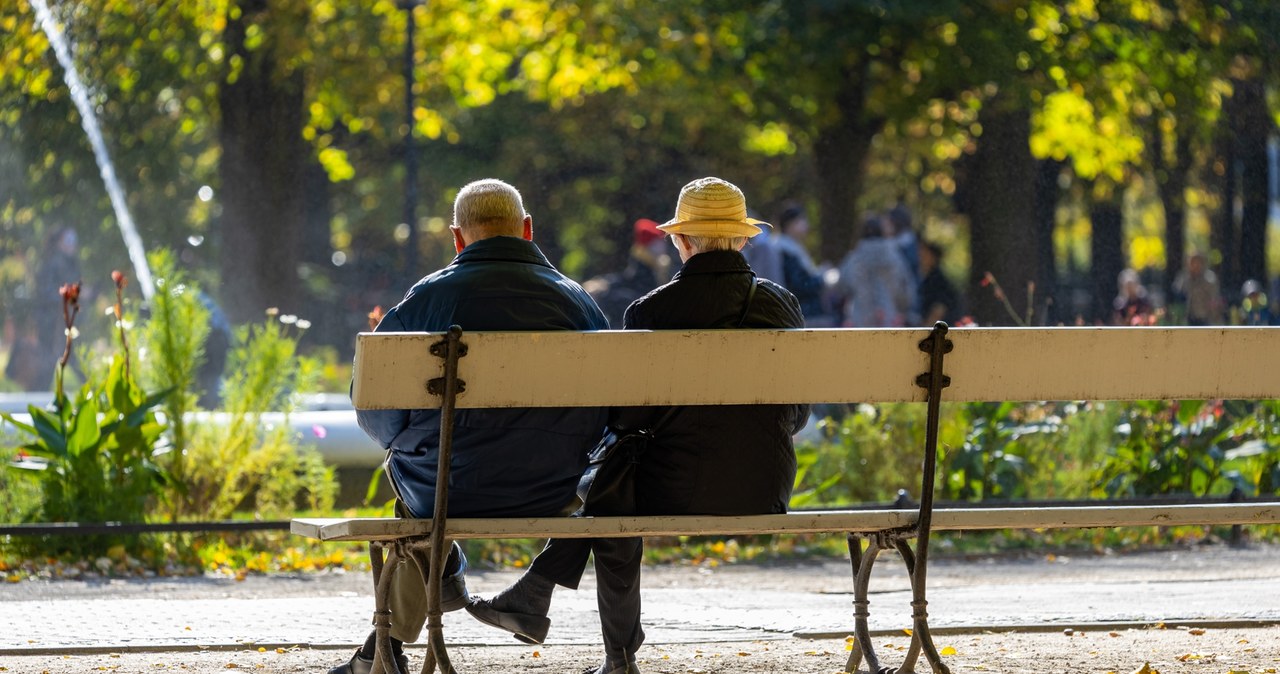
[356,236,609,518]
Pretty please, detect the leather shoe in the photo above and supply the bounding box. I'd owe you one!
[465,597,551,644]
[439,541,471,612]
[327,648,410,674]
[582,658,640,674]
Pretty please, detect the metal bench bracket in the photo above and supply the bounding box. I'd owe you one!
[846,322,952,674]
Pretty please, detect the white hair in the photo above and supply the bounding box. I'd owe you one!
[453,179,527,237]
[680,234,748,254]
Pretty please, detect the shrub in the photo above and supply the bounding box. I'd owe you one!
[140,280,337,520]
[0,275,171,555]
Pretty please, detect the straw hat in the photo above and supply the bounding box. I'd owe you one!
[658,177,770,238]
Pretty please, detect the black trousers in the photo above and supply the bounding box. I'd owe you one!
[527,535,645,662]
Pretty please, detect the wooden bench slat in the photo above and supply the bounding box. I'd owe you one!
[293,504,1280,542]
[351,327,1280,409]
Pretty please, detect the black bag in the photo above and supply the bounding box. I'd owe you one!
[578,277,759,516]
[576,428,660,516]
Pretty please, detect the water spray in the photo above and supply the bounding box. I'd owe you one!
[31,0,155,301]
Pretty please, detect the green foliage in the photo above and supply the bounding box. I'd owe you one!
[791,404,926,506]
[0,441,42,522]
[794,399,1279,511]
[0,353,170,553]
[139,249,211,482]
[1095,399,1276,498]
[162,313,335,521]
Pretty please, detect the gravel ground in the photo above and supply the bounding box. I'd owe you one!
[3,625,1278,674]
[3,544,1278,673]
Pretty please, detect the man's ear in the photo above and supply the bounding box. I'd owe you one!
[522,215,533,241]
[451,225,467,253]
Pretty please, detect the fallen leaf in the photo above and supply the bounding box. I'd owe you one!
[1130,662,1158,674]
[1188,628,1206,635]
[274,649,285,654]
[532,651,540,658]
[1109,632,1122,638]
[737,652,750,657]
[903,628,913,636]
[256,647,266,653]
[1237,639,1249,644]
[940,646,958,656]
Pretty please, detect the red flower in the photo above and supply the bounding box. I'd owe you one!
[111,270,127,288]
[59,282,81,304]
[980,272,994,288]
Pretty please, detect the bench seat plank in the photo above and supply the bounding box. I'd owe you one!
[352,327,1280,409]
[293,504,1280,542]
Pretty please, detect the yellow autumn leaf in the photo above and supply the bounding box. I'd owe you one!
[939,646,958,656]
[737,652,750,657]
[1130,663,1157,674]
[1187,628,1205,635]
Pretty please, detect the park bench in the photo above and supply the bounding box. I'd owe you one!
[293,324,1280,674]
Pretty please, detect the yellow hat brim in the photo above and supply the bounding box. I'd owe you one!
[658,218,769,238]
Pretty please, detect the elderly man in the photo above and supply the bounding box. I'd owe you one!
[332,179,609,674]
[468,177,809,674]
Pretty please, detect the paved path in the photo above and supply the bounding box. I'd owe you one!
[2,544,1278,653]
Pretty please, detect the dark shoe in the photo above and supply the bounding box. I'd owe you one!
[465,597,551,644]
[439,541,471,612]
[327,648,410,674]
[582,658,640,674]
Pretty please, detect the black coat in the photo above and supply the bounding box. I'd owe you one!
[617,249,809,516]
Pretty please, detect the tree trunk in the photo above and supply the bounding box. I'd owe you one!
[812,60,883,264]
[1033,159,1065,324]
[1150,118,1192,303]
[216,0,307,324]
[1089,194,1125,323]
[963,100,1039,326]
[1234,77,1272,291]
[1211,97,1240,298]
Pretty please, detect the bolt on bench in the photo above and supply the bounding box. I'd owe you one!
[294,324,1280,674]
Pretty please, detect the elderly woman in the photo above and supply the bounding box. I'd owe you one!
[467,177,809,674]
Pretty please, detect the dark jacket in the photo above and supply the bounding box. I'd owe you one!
[618,249,809,516]
[356,236,610,518]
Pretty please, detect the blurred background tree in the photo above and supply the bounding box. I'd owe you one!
[1,0,1278,371]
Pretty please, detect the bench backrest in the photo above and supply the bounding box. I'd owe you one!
[351,327,1280,410]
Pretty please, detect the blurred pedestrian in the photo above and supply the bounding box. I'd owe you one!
[1240,279,1272,326]
[1112,268,1153,325]
[584,218,672,327]
[1171,252,1223,326]
[836,214,915,327]
[5,226,83,390]
[917,240,962,326]
[772,203,833,326]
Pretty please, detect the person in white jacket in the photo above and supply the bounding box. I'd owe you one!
[837,213,917,327]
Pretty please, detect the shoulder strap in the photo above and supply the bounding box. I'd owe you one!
[736,276,759,328]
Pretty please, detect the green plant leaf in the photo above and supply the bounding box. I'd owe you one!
[0,410,37,435]
[125,387,175,428]
[29,406,69,457]
[68,396,103,455]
